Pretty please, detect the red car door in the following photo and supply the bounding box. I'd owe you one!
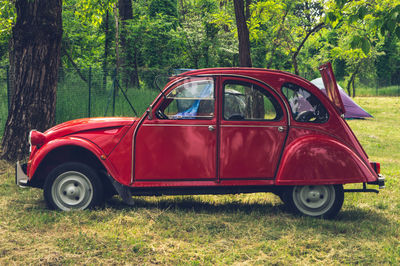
[134,77,218,181]
[219,77,288,180]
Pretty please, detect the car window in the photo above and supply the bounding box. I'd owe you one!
[282,82,329,123]
[223,81,282,121]
[158,78,215,120]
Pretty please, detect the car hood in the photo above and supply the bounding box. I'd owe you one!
[43,117,137,142]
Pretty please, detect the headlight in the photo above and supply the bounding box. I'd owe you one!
[29,130,46,147]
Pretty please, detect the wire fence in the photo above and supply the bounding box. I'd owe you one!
[1,65,400,136]
[0,66,171,136]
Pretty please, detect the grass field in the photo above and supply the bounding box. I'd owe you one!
[0,97,399,264]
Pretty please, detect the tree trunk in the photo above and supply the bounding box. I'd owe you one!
[347,66,360,97]
[233,0,264,117]
[118,0,139,88]
[102,8,110,91]
[233,0,252,67]
[114,4,120,76]
[1,0,62,162]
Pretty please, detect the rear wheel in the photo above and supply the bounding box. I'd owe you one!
[44,162,104,211]
[287,185,344,219]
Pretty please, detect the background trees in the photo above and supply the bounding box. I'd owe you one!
[0,0,398,80]
[0,0,399,160]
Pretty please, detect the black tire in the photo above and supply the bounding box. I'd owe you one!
[286,184,344,219]
[44,162,104,211]
[274,188,290,205]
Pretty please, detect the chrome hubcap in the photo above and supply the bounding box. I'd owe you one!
[51,171,93,211]
[292,185,335,216]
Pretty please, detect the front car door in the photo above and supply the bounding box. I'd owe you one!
[134,77,218,181]
[219,77,288,180]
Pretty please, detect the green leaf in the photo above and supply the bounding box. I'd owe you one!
[361,38,370,55]
[358,6,368,20]
[395,27,400,39]
[349,14,358,24]
[335,0,347,9]
[350,35,361,49]
[380,23,387,36]
[327,12,337,23]
[387,19,396,32]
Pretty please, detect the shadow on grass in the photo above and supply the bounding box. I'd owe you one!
[338,207,388,223]
[104,195,390,224]
[105,195,285,215]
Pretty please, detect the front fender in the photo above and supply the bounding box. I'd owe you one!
[275,135,377,185]
[28,136,117,181]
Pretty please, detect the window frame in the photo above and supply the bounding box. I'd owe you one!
[222,80,283,122]
[157,77,216,120]
[281,82,330,124]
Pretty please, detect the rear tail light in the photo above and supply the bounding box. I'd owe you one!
[370,162,381,174]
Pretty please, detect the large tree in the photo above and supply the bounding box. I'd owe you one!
[1,0,62,161]
[118,0,139,87]
[233,0,252,67]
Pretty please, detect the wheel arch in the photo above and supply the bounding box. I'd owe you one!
[275,135,377,185]
[30,142,115,194]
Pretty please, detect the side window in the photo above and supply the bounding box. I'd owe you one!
[282,82,329,123]
[158,78,214,120]
[223,81,282,121]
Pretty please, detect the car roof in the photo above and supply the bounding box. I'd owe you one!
[175,67,319,95]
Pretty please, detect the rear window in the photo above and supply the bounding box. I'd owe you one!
[282,83,329,123]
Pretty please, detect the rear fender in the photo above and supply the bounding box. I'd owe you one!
[275,135,377,185]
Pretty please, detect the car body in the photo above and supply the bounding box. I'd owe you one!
[16,63,384,218]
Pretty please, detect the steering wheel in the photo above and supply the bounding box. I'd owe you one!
[295,111,315,122]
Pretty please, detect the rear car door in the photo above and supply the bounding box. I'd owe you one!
[219,77,288,180]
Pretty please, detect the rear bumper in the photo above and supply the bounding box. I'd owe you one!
[367,174,385,189]
[15,161,30,187]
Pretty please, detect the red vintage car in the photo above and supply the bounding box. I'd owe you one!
[16,63,384,218]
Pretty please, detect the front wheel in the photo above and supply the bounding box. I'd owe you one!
[44,162,104,211]
[287,185,344,219]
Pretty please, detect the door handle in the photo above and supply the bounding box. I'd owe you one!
[277,126,285,132]
[208,125,216,132]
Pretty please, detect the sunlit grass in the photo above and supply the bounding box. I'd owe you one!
[352,85,400,97]
[0,97,399,264]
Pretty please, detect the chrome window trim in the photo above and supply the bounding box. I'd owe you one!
[142,124,213,127]
[220,125,282,128]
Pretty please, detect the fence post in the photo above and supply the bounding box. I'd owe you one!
[88,67,92,117]
[112,68,116,116]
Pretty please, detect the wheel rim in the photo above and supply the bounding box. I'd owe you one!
[292,185,335,216]
[51,171,93,211]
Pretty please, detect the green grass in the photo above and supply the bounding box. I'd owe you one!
[346,85,400,97]
[0,97,400,264]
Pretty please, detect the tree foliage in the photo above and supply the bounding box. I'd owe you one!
[0,0,399,160]
[1,0,397,87]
